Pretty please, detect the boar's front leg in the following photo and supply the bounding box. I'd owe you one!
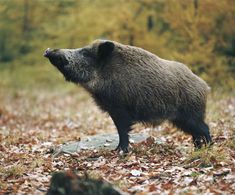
[109,109,133,153]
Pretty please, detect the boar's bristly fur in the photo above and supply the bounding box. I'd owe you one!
[44,40,212,152]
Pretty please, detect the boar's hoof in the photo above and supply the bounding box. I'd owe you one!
[114,144,129,153]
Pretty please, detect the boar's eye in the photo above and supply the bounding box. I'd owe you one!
[81,49,92,58]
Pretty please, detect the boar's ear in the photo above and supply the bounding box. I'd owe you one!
[97,41,115,62]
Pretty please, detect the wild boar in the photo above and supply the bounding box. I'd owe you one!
[44,40,212,152]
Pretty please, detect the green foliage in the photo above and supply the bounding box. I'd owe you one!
[0,0,234,89]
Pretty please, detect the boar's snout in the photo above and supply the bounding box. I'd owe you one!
[43,48,61,58]
[44,48,68,68]
[44,48,52,57]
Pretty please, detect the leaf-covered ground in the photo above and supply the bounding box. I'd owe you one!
[0,88,234,194]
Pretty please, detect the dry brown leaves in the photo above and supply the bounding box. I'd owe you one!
[0,90,234,194]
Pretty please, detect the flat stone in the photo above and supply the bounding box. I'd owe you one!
[56,133,151,155]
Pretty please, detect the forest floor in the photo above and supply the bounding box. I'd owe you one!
[0,86,234,194]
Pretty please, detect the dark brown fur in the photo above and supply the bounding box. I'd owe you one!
[44,40,212,152]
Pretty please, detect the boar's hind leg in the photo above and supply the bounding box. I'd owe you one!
[109,110,133,153]
[172,118,212,149]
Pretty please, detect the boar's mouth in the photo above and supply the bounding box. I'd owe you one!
[44,48,69,69]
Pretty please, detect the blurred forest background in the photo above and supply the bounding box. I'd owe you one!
[1,1,235,194]
[0,0,235,90]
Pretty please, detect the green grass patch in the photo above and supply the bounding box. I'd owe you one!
[0,164,26,179]
[186,145,229,168]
